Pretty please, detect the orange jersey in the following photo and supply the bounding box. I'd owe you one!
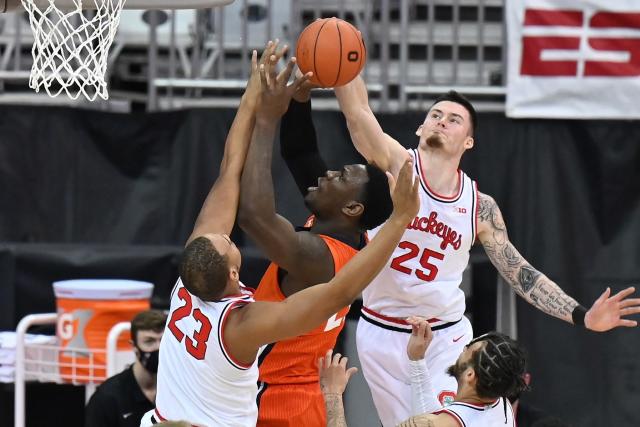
[254,234,359,385]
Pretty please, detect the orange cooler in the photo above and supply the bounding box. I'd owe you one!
[53,279,154,383]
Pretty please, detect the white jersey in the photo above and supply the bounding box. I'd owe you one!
[434,398,516,426]
[155,279,259,427]
[363,148,478,324]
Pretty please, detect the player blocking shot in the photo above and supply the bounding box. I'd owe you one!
[141,41,421,427]
[333,75,640,426]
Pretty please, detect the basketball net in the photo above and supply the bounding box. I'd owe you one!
[20,0,126,101]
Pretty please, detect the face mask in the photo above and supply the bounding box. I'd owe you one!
[136,347,159,374]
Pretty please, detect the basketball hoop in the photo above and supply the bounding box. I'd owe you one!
[19,0,126,100]
[10,0,235,101]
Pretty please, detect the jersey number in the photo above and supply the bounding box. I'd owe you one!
[390,241,445,282]
[167,287,212,360]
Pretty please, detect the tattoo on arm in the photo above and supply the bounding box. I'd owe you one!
[477,193,579,323]
[397,415,436,427]
[324,393,348,427]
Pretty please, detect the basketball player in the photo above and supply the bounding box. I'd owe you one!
[333,75,640,426]
[318,318,526,427]
[238,55,391,427]
[141,43,420,426]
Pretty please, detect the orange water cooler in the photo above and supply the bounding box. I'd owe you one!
[53,279,154,383]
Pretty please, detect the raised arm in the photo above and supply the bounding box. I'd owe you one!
[238,51,334,284]
[477,192,640,331]
[227,159,420,362]
[334,75,409,177]
[186,44,274,244]
[280,82,327,197]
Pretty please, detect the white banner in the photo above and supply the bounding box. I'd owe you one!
[506,0,640,119]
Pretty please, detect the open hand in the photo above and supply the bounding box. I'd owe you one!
[585,286,640,331]
[256,48,313,120]
[245,40,284,105]
[390,159,420,222]
[318,349,358,395]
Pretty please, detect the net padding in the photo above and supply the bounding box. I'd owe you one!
[20,0,126,101]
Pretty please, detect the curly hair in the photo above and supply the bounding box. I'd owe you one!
[469,332,529,399]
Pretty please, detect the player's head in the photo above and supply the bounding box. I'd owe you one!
[446,332,528,400]
[130,310,166,374]
[304,163,393,231]
[416,90,476,157]
[179,234,242,301]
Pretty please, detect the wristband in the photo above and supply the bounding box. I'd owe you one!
[571,305,587,327]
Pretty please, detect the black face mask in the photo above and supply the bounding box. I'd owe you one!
[136,347,159,374]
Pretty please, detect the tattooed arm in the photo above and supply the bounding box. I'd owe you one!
[477,192,640,330]
[477,192,578,323]
[397,413,459,427]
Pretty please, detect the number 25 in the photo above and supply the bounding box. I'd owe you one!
[390,241,444,281]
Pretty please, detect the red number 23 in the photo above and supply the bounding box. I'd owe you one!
[167,287,212,360]
[390,241,445,282]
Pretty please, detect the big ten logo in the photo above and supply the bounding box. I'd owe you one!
[520,8,640,77]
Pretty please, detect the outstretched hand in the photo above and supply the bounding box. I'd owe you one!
[244,40,284,105]
[585,286,640,332]
[390,159,420,222]
[318,349,358,395]
[256,47,313,120]
[406,316,433,361]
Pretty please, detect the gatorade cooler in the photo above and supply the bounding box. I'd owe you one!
[53,279,154,383]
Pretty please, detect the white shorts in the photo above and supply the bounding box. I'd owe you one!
[356,314,473,427]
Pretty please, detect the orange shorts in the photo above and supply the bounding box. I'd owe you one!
[257,382,325,427]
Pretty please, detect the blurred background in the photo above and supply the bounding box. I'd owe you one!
[0,0,639,426]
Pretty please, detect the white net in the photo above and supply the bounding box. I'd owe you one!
[20,0,127,101]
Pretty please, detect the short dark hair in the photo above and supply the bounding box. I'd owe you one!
[130,310,167,345]
[357,164,393,230]
[430,90,477,135]
[179,236,229,301]
[469,332,528,399]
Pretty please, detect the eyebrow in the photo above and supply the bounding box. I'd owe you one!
[431,108,464,121]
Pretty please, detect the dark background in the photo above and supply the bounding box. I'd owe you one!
[0,105,638,426]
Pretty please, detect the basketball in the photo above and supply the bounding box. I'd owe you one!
[295,17,366,88]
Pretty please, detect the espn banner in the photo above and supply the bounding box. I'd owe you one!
[506,0,640,119]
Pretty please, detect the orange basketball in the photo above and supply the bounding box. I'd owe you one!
[295,18,366,88]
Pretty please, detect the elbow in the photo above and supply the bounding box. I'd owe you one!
[237,201,257,230]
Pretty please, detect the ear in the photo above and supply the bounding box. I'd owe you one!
[342,201,364,218]
[229,267,239,282]
[415,124,423,137]
[463,136,474,150]
[466,367,477,385]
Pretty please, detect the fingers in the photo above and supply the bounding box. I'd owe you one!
[277,56,297,86]
[332,352,343,367]
[417,320,427,339]
[259,63,268,88]
[259,40,274,65]
[345,367,358,381]
[251,49,258,71]
[619,298,640,309]
[618,319,638,328]
[620,306,640,316]
[594,287,611,305]
[611,286,636,302]
[411,324,419,336]
[292,70,314,92]
[317,356,325,372]
[324,349,333,368]
[385,172,397,197]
